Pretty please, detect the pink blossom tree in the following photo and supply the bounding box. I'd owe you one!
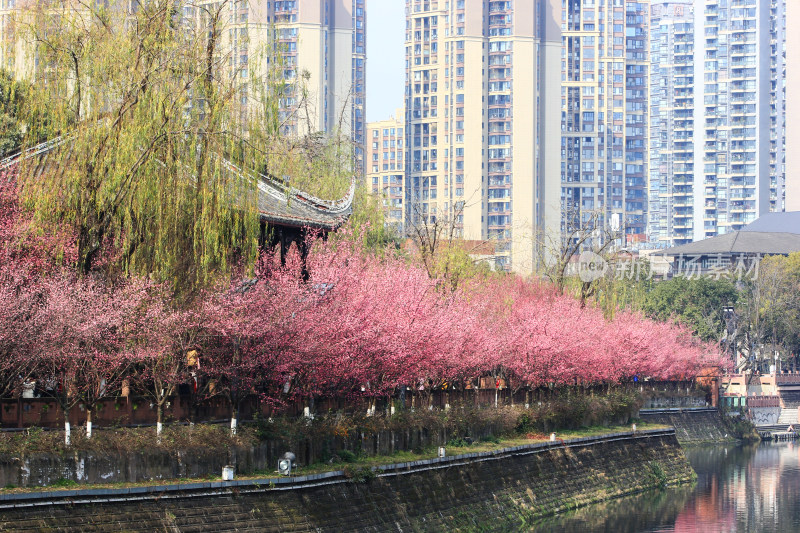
[33,274,148,442]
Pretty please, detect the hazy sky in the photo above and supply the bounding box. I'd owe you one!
[366,1,405,122]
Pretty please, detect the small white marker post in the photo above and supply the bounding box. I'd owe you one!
[550,433,556,442]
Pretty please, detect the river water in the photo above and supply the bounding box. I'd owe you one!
[535,442,800,532]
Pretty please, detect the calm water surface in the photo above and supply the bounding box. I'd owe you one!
[535,442,800,532]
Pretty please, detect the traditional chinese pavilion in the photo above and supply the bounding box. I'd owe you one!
[1,137,354,265]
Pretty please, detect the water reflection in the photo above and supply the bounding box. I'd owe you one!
[534,442,800,532]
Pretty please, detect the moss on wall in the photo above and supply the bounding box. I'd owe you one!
[639,408,757,443]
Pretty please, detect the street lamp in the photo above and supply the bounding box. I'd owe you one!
[723,306,737,369]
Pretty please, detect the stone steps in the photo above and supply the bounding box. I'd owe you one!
[778,403,800,425]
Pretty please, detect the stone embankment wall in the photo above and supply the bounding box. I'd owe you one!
[638,408,736,443]
[0,430,693,532]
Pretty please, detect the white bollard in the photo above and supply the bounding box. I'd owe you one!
[438,447,446,458]
[222,465,235,481]
[632,423,637,433]
[550,433,556,442]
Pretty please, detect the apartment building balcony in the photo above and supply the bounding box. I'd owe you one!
[730,96,756,106]
[730,194,755,203]
[731,33,755,44]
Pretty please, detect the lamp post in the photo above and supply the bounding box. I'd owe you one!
[723,305,737,369]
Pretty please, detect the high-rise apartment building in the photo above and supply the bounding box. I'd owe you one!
[648,0,695,246]
[0,0,366,170]
[695,0,782,236]
[769,0,786,213]
[560,1,649,245]
[238,1,367,169]
[646,0,788,245]
[786,0,800,212]
[404,0,561,273]
[366,110,406,233]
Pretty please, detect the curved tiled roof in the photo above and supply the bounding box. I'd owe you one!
[656,211,800,257]
[1,137,354,231]
[739,211,800,235]
[657,231,800,257]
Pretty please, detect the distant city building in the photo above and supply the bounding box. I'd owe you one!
[366,110,406,233]
[784,0,800,211]
[251,1,366,147]
[649,0,696,246]
[647,0,788,246]
[403,0,561,273]
[695,0,785,238]
[560,0,650,246]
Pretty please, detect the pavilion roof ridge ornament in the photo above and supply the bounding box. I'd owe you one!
[0,136,354,232]
[0,136,69,174]
[221,157,355,217]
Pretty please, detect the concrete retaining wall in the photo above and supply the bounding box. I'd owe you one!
[638,408,736,443]
[0,429,692,532]
[749,406,781,425]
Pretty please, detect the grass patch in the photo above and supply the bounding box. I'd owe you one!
[49,478,78,488]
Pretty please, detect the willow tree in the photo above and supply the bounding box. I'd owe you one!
[16,0,259,292]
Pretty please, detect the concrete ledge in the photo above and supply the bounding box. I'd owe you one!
[0,428,676,509]
[639,407,718,414]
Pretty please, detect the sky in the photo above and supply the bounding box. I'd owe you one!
[366,1,406,123]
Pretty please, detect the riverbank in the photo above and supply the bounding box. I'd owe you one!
[0,428,693,532]
[537,440,800,532]
[639,407,759,444]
